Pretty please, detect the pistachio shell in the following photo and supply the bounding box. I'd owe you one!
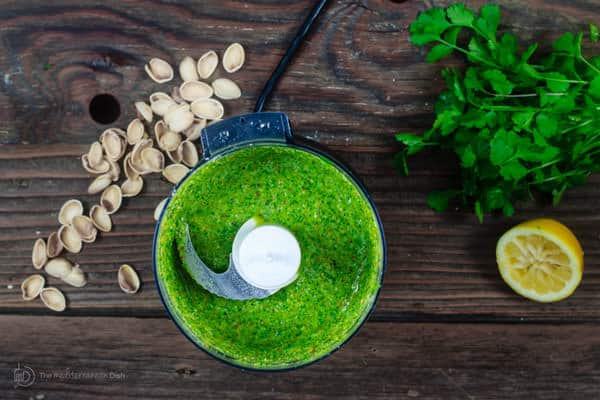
[45,257,73,279]
[149,92,177,117]
[135,101,153,123]
[183,119,206,141]
[179,80,213,102]
[63,266,87,288]
[82,154,110,174]
[190,98,224,120]
[100,128,127,161]
[179,56,199,81]
[127,118,145,145]
[21,274,45,301]
[197,50,218,79]
[164,103,194,133]
[58,225,82,253]
[107,159,121,182]
[162,163,189,184]
[87,141,104,168]
[178,140,199,167]
[121,176,144,197]
[154,198,168,221]
[32,238,47,270]
[123,153,139,181]
[154,120,167,142]
[101,185,123,214]
[47,231,63,258]
[207,118,222,126]
[158,130,182,152]
[211,78,242,100]
[118,264,140,294]
[130,139,154,175]
[171,112,194,134]
[58,199,83,226]
[222,43,245,73]
[40,287,66,312]
[171,86,184,103]
[144,57,174,84]
[166,148,183,163]
[72,215,98,243]
[90,205,112,232]
[141,147,165,172]
[88,173,113,194]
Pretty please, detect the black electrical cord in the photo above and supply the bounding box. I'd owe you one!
[254,0,330,113]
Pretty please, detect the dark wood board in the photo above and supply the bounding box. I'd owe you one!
[2,316,600,400]
[1,0,600,398]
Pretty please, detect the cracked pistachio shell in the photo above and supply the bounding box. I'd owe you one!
[40,287,66,312]
[47,231,63,258]
[100,128,127,162]
[118,264,140,294]
[150,92,177,117]
[45,257,73,279]
[154,120,167,142]
[88,173,113,195]
[179,56,199,82]
[63,266,87,288]
[196,50,218,79]
[178,140,199,167]
[166,148,182,164]
[127,118,145,145]
[72,215,97,243]
[158,130,182,152]
[212,78,241,100]
[121,176,144,197]
[135,101,153,123]
[123,153,139,181]
[21,274,45,301]
[32,238,47,270]
[162,163,189,184]
[171,86,184,103]
[190,98,224,120]
[222,43,245,73]
[58,199,83,226]
[87,141,104,168]
[183,118,206,141]
[90,205,112,233]
[100,184,122,214]
[82,153,110,174]
[130,139,154,175]
[58,224,82,253]
[141,147,165,172]
[179,80,213,102]
[144,57,174,84]
[107,159,121,182]
[164,103,194,133]
[154,198,168,221]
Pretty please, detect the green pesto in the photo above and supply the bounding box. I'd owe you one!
[156,144,383,369]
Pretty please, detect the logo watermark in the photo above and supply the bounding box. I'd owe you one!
[12,364,125,388]
[13,363,35,387]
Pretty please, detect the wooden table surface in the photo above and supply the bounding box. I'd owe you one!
[1,0,599,398]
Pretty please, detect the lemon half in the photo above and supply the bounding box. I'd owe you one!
[496,218,584,303]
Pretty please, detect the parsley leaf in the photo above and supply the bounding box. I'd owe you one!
[396,3,600,221]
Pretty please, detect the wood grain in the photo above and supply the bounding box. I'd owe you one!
[0,0,599,323]
[2,316,600,399]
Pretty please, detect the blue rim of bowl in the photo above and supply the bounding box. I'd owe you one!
[152,140,387,372]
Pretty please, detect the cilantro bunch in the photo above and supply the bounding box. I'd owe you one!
[396,3,600,222]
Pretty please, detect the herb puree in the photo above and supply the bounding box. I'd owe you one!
[155,144,383,369]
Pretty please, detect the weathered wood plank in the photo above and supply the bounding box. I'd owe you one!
[1,316,600,399]
[0,0,599,321]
